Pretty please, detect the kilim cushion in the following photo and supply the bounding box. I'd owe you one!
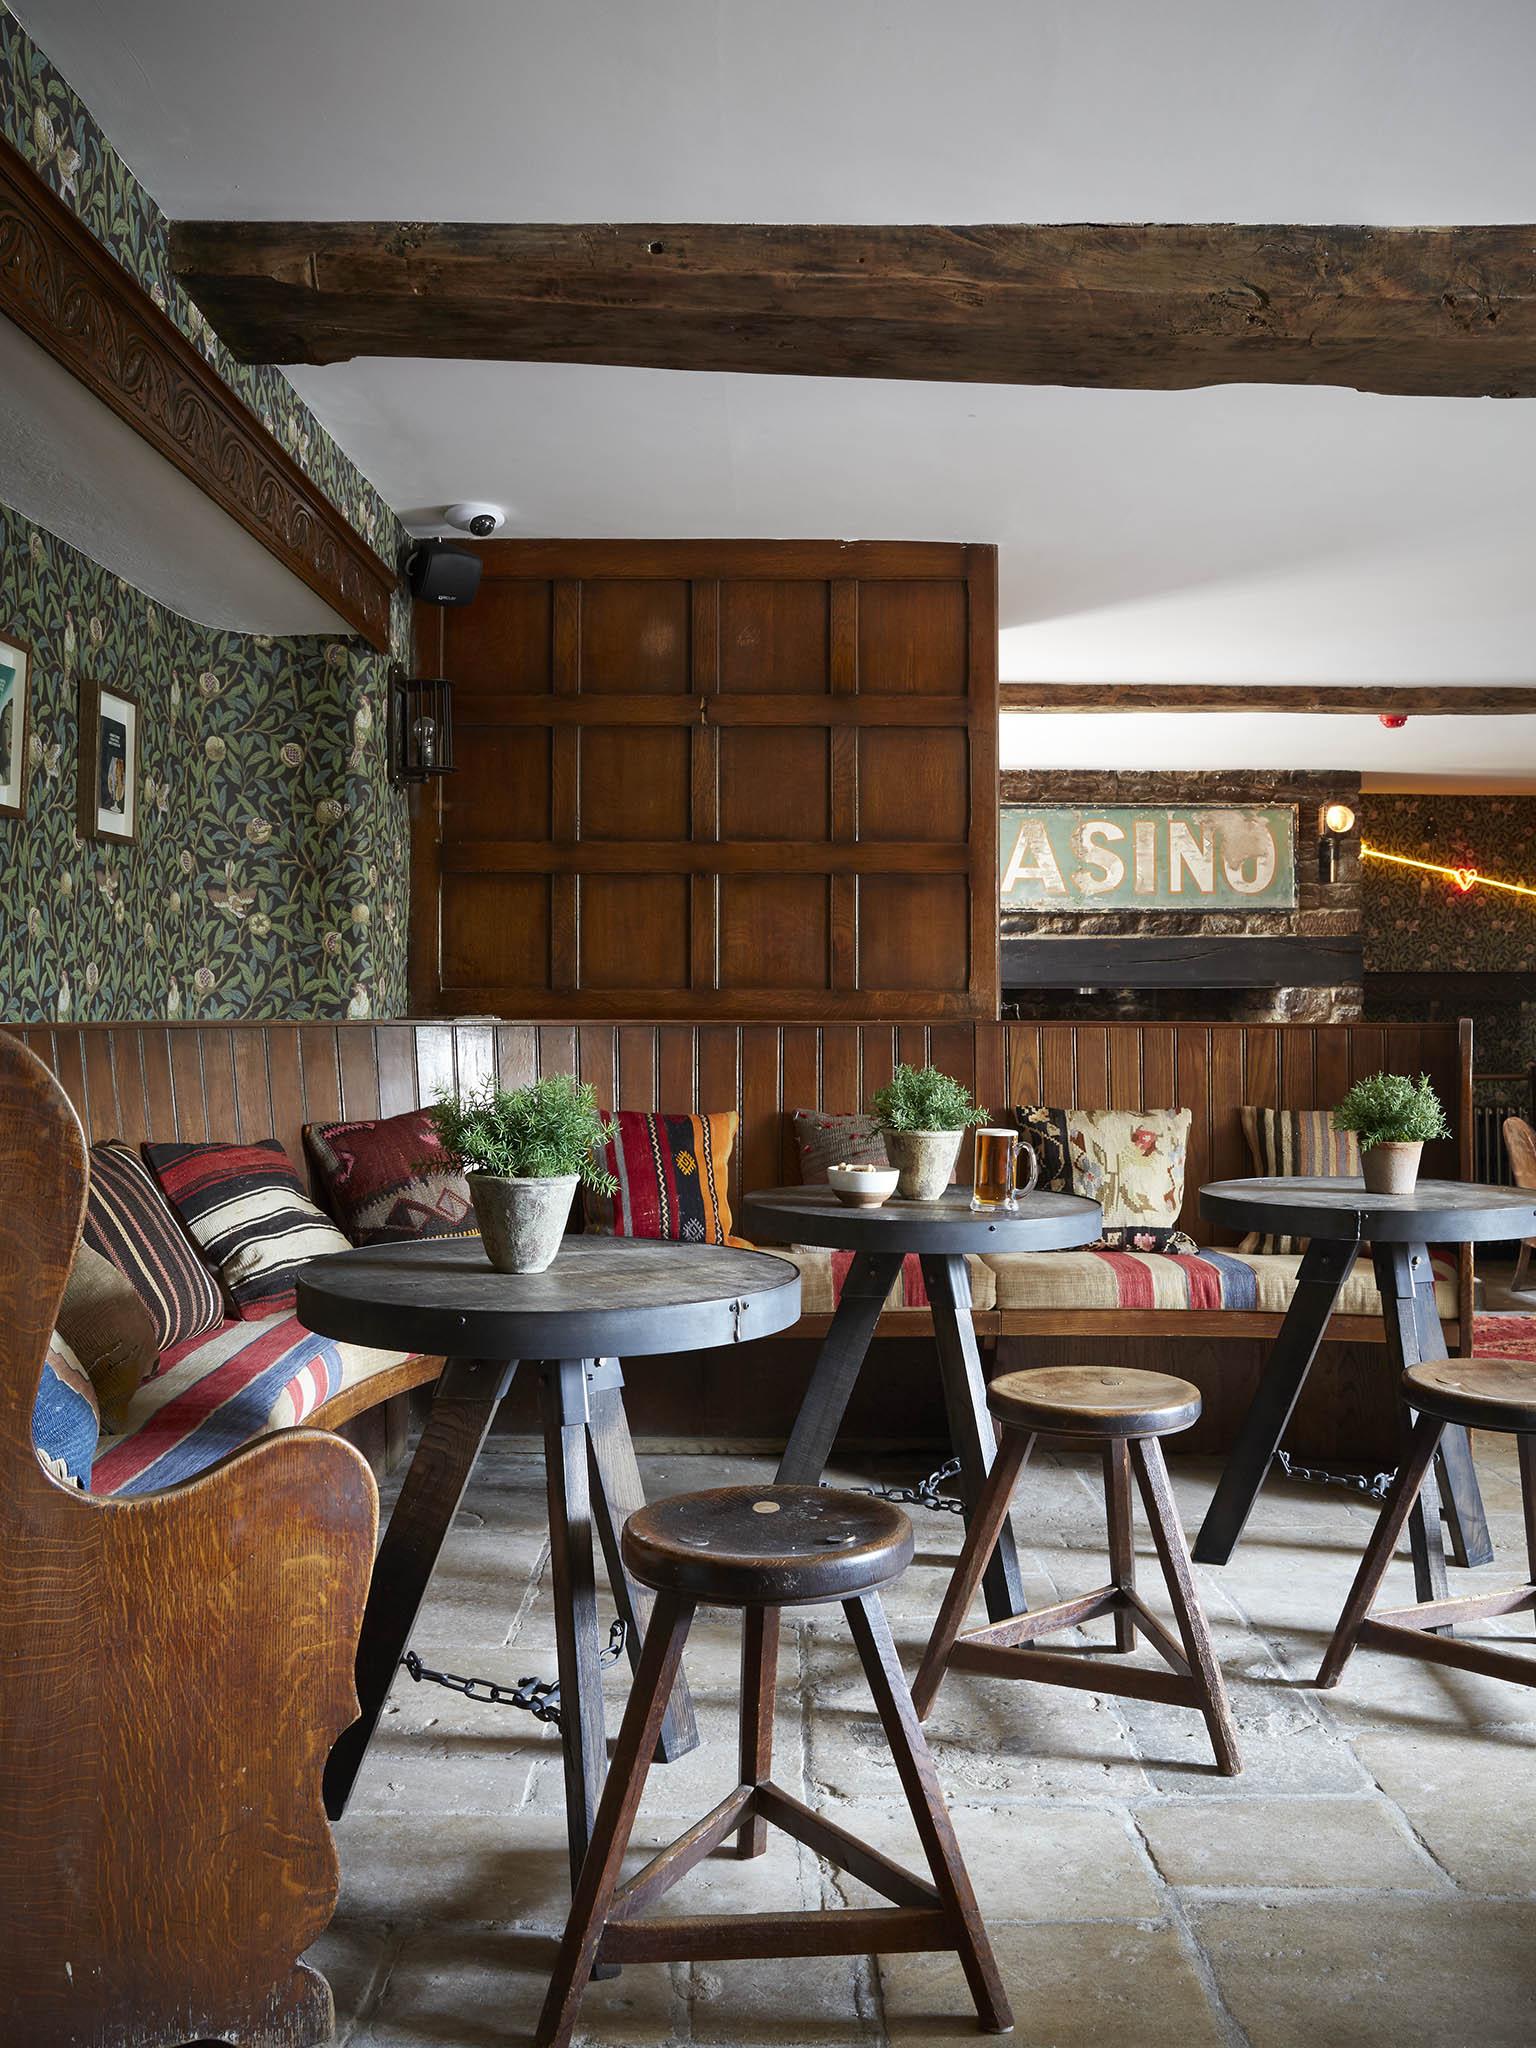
[305,1108,475,1246]
[146,1139,351,1320]
[1237,1107,1362,1254]
[1011,1106,1191,1248]
[83,1140,224,1353]
[56,1241,160,1428]
[983,1248,1456,1318]
[92,1313,413,1497]
[790,1110,889,1185]
[585,1110,739,1245]
[34,1331,99,1488]
[774,1247,998,1315]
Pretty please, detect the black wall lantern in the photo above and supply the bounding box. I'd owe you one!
[391,671,456,784]
[1318,800,1356,883]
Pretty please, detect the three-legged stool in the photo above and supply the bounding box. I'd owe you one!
[912,1367,1242,1777]
[1318,1356,1536,1693]
[536,1485,1013,2048]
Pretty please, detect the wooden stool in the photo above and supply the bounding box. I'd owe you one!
[912,1367,1241,1777]
[535,1485,1013,2048]
[1318,1357,1536,1691]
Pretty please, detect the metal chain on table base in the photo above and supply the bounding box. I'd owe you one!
[1275,1449,1396,1502]
[855,1455,966,1515]
[399,1619,628,1730]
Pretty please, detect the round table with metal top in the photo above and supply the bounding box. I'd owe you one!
[1192,1176,1536,1603]
[739,1184,1103,1624]
[299,1234,802,1892]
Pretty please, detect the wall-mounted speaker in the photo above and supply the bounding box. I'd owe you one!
[406,539,482,606]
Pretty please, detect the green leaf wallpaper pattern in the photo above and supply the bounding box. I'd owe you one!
[0,2,413,1023]
[1364,795,1536,974]
[0,499,410,1021]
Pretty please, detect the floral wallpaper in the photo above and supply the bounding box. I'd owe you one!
[0,4,412,1021]
[1364,796,1536,974]
[0,501,409,1020]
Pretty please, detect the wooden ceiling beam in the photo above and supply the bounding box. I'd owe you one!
[168,220,1536,396]
[1000,684,1536,714]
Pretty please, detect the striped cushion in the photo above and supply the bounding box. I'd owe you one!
[91,1313,411,1497]
[585,1111,739,1245]
[984,1248,1455,1317]
[775,1247,997,1315]
[1238,1108,1362,1254]
[83,1140,224,1352]
[34,1332,100,1488]
[146,1140,350,1319]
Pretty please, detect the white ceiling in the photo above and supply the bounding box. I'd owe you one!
[13,0,1536,771]
[1001,711,1536,792]
[0,309,350,635]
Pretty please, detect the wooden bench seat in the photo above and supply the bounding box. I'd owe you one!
[9,1015,1473,1462]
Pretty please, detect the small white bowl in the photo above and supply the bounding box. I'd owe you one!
[826,1162,900,1208]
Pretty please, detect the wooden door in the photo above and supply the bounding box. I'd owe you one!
[411,540,998,1020]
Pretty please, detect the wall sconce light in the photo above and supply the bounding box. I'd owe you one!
[1318,801,1356,883]
[391,672,456,784]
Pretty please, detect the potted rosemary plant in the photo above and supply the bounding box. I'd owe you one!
[871,1062,988,1201]
[427,1076,617,1273]
[1332,1071,1450,1195]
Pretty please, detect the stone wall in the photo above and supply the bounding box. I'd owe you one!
[999,769,1363,1022]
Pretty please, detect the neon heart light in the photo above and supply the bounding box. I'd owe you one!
[1362,843,1533,902]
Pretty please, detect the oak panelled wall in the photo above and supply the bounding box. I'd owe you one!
[410,540,999,1020]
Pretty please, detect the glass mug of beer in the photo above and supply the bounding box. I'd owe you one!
[971,1127,1039,1211]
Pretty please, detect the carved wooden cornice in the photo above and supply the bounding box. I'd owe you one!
[0,134,393,650]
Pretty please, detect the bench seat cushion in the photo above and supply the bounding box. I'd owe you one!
[983,1247,1456,1317]
[91,1314,412,1498]
[774,1247,998,1315]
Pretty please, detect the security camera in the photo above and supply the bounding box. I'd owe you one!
[444,501,506,538]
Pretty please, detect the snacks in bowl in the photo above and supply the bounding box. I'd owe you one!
[826,1161,899,1208]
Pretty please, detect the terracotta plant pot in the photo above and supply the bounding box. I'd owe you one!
[467,1171,579,1273]
[881,1128,963,1202]
[1360,1141,1423,1195]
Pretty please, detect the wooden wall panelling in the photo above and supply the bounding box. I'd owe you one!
[199,1029,241,1144]
[412,541,997,1020]
[338,1026,383,1120]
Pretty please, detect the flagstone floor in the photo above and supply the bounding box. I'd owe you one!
[309,1433,1536,2047]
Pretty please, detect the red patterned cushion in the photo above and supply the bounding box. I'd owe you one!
[146,1140,350,1320]
[305,1109,474,1246]
[585,1111,739,1245]
[82,1141,224,1353]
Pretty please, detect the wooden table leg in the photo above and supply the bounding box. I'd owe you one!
[1193,1236,1359,1567]
[324,1354,517,1821]
[1373,1242,1490,1607]
[921,1253,1025,1623]
[775,1251,904,1484]
[585,1357,699,1763]
[539,1358,613,1907]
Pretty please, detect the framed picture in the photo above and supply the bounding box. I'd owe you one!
[0,633,32,819]
[77,679,141,844]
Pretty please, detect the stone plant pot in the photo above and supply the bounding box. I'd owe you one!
[881,1128,963,1203]
[467,1171,579,1274]
[1360,1141,1423,1196]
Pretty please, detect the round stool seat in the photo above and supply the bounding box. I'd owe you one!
[621,1485,914,1607]
[1402,1356,1536,1435]
[988,1365,1202,1439]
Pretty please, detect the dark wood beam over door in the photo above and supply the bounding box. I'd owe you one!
[169,221,1536,397]
[1000,684,1536,713]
